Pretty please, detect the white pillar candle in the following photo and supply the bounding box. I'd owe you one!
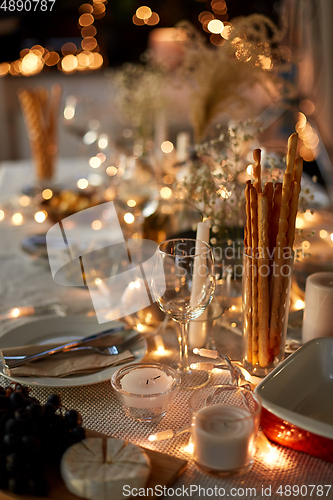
[191,404,256,472]
[176,132,190,163]
[302,272,333,343]
[189,219,210,348]
[120,367,173,409]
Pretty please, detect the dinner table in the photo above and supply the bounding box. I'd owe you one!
[0,158,332,500]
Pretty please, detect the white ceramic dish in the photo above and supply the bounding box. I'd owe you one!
[255,337,333,462]
[0,316,147,388]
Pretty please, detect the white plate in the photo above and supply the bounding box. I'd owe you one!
[0,316,147,387]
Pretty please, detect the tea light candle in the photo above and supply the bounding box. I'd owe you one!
[302,272,333,343]
[120,367,173,409]
[191,404,255,471]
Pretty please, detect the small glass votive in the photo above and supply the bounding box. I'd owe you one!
[188,299,223,350]
[111,363,180,422]
[189,385,261,477]
[242,252,294,377]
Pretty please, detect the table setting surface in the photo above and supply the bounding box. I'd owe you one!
[0,161,332,500]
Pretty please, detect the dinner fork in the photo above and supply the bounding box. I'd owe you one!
[2,333,143,369]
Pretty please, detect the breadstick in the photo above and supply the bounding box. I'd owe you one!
[244,180,252,255]
[293,155,303,185]
[269,172,293,353]
[244,181,252,363]
[257,189,270,367]
[250,186,259,365]
[253,149,262,193]
[286,133,298,175]
[286,181,302,250]
[285,157,303,250]
[270,183,282,255]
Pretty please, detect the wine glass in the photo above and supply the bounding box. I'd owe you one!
[115,155,159,237]
[152,238,216,390]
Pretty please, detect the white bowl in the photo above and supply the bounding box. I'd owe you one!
[255,337,333,462]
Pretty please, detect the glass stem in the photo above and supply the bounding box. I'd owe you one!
[178,321,189,373]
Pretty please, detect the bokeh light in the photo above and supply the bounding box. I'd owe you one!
[12,213,23,225]
[34,211,48,223]
[77,178,89,189]
[124,213,135,224]
[42,189,53,200]
[207,19,224,34]
[136,6,152,19]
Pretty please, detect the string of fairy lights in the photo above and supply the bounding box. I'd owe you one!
[0,0,106,77]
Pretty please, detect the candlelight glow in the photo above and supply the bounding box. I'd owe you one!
[295,216,304,229]
[42,189,53,200]
[160,187,172,199]
[246,164,253,175]
[89,156,102,169]
[182,439,194,455]
[0,210,4,221]
[34,211,47,223]
[12,213,23,225]
[95,278,102,285]
[61,54,78,73]
[10,308,20,318]
[124,213,135,224]
[304,210,314,221]
[98,135,108,149]
[106,166,117,176]
[19,196,30,207]
[154,334,165,353]
[127,199,137,207]
[302,240,310,249]
[319,229,328,239]
[136,6,152,20]
[331,233,333,242]
[207,19,224,34]
[294,299,305,310]
[91,220,102,230]
[77,178,89,189]
[161,141,174,153]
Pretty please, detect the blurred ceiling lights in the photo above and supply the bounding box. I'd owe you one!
[0,0,106,77]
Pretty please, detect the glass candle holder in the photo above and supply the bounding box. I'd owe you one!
[111,363,180,422]
[242,252,294,377]
[189,385,261,477]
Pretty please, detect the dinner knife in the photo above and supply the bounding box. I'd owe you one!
[1,323,132,362]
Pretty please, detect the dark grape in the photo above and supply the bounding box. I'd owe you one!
[29,476,49,496]
[14,407,31,424]
[8,475,29,495]
[46,394,62,407]
[0,471,8,489]
[43,402,56,418]
[24,396,39,406]
[21,435,42,455]
[5,418,23,435]
[9,391,25,411]
[26,403,44,420]
[6,453,23,474]
[71,426,86,442]
[0,386,85,497]
[65,409,83,428]
[3,433,20,452]
[0,395,10,411]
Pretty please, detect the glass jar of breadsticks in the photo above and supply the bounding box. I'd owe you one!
[18,85,61,184]
[242,135,302,376]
